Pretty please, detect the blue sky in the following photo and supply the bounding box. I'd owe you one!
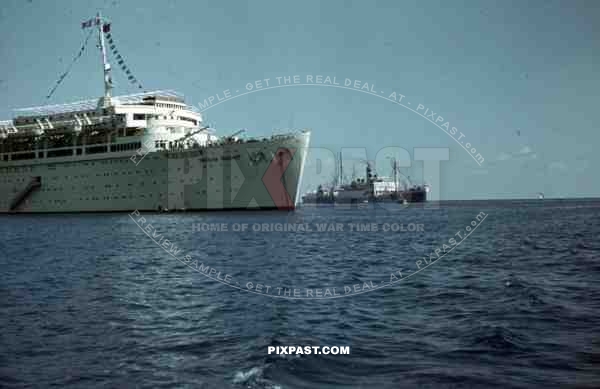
[0,0,598,199]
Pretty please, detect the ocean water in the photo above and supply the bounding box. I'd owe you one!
[1,200,600,388]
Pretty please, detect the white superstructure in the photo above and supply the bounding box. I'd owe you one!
[0,13,310,213]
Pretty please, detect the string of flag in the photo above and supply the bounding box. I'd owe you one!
[104,28,144,90]
[46,27,95,100]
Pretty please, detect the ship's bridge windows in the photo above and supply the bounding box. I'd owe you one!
[179,117,197,125]
[133,114,145,120]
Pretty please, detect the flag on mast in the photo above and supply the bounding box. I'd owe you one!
[81,17,101,29]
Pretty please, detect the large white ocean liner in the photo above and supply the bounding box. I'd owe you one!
[0,14,310,213]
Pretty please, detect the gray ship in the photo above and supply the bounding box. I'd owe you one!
[302,155,429,205]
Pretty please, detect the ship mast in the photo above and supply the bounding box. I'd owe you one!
[338,151,343,187]
[96,12,113,107]
[392,159,398,194]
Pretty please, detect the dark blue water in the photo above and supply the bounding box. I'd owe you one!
[1,200,600,388]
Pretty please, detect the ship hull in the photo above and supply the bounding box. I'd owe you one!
[302,191,428,205]
[370,192,428,203]
[0,132,310,213]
